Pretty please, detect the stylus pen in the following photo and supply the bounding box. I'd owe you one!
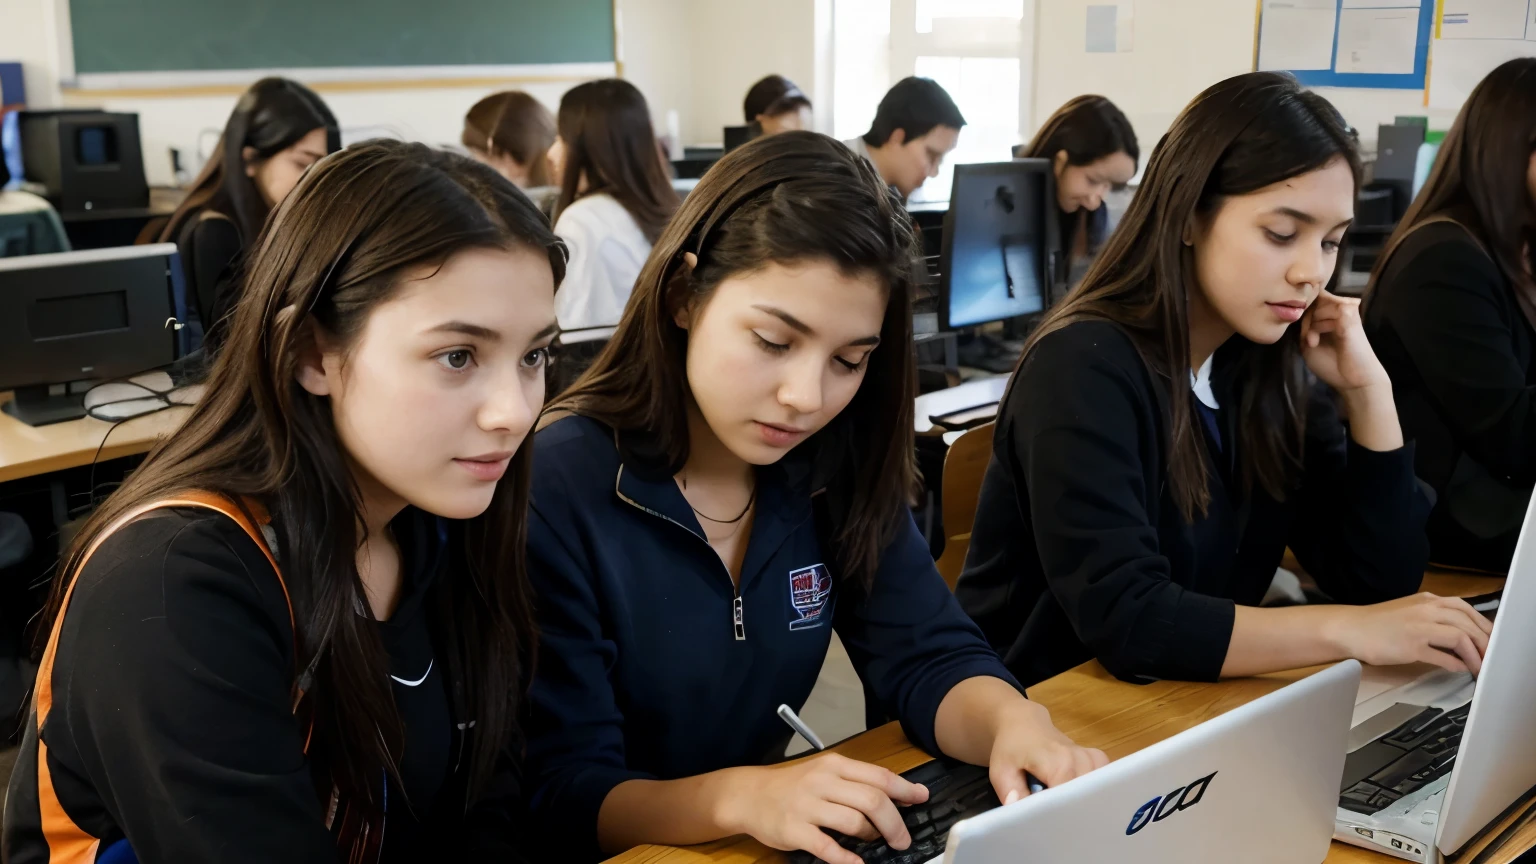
[775,703,1046,794]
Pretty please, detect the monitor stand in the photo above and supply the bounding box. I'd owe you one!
[2,385,88,427]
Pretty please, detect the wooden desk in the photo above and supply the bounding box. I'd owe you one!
[607,572,1529,864]
[0,391,190,484]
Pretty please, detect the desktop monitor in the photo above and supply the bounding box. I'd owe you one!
[0,244,180,426]
[18,110,149,212]
[723,125,754,153]
[938,159,1059,331]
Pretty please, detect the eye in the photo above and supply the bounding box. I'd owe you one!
[1322,239,1342,254]
[836,355,870,373]
[436,349,474,371]
[754,332,790,354]
[1265,229,1295,244]
[522,347,550,369]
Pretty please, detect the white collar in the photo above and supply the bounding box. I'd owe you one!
[1191,353,1220,410]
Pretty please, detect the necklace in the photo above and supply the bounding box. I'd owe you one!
[681,473,757,524]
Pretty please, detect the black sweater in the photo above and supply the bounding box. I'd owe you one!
[955,320,1431,687]
[1364,221,1536,572]
[3,508,528,863]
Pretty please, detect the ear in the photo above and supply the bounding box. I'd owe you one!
[889,128,908,148]
[242,145,260,178]
[293,318,335,397]
[1054,150,1069,175]
[671,253,700,330]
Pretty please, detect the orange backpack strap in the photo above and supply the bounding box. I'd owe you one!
[31,491,297,864]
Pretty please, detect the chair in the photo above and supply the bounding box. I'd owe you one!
[934,422,995,590]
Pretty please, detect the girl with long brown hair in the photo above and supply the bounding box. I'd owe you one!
[524,131,1105,864]
[5,141,562,863]
[547,78,680,388]
[956,72,1489,689]
[1363,57,1536,573]
[1015,95,1139,287]
[159,77,339,354]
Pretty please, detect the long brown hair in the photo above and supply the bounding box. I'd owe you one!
[47,140,564,812]
[1364,57,1536,330]
[1017,94,1139,167]
[462,90,557,188]
[553,78,679,243]
[159,77,339,247]
[1021,72,1360,520]
[547,131,918,589]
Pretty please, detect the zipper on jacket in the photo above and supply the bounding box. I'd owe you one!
[616,475,746,641]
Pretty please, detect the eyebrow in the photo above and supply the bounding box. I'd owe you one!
[1272,206,1353,231]
[752,304,881,347]
[298,149,328,161]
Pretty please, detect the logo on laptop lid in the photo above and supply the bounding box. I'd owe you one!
[788,563,833,631]
[1126,771,1217,836]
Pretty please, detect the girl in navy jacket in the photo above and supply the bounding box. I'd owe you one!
[524,131,1107,864]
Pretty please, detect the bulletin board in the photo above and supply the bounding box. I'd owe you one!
[1256,0,1436,90]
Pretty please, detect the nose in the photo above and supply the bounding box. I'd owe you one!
[1287,243,1332,295]
[1085,191,1103,211]
[478,366,539,438]
[776,355,825,417]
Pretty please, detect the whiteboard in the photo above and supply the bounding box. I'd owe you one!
[1427,0,1536,109]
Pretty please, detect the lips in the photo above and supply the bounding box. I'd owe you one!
[454,451,513,482]
[1266,301,1307,324]
[755,421,810,448]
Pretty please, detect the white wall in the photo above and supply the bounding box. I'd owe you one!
[682,0,823,144]
[1032,0,1459,159]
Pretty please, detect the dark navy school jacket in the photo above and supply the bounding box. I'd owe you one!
[525,416,1018,857]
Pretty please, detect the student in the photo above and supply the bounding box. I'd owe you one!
[524,131,1107,864]
[1014,95,1139,288]
[954,72,1492,690]
[547,78,680,391]
[159,77,339,353]
[743,74,813,136]
[4,141,564,862]
[844,76,965,201]
[1363,58,1536,573]
[462,90,557,190]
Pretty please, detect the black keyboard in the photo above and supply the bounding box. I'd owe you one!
[788,758,1000,864]
[1339,703,1470,816]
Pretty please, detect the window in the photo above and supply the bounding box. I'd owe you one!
[915,0,1024,34]
[910,56,1020,204]
[833,0,1033,202]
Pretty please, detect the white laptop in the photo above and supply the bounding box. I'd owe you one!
[941,659,1361,864]
[1334,492,1536,863]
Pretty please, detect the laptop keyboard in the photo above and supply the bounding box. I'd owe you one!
[788,758,1001,864]
[1339,703,1470,815]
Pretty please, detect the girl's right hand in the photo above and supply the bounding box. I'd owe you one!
[1329,593,1494,675]
[717,753,930,864]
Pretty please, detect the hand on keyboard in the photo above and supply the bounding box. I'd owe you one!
[717,752,930,864]
[1331,593,1493,676]
[984,700,1109,803]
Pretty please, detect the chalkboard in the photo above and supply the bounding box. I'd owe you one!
[70,0,615,75]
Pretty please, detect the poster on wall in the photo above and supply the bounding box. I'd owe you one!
[1256,0,1435,89]
[1428,0,1536,108]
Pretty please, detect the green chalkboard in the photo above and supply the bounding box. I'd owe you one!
[71,0,615,75]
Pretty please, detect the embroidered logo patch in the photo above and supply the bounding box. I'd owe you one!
[788,564,833,631]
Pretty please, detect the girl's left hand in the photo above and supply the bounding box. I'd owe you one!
[1298,290,1390,393]
[987,701,1109,804]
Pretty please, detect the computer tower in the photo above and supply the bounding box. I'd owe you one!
[1374,123,1426,223]
[19,110,149,212]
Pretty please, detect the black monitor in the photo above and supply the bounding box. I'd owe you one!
[18,110,149,212]
[723,125,754,153]
[938,160,1059,331]
[0,244,181,426]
